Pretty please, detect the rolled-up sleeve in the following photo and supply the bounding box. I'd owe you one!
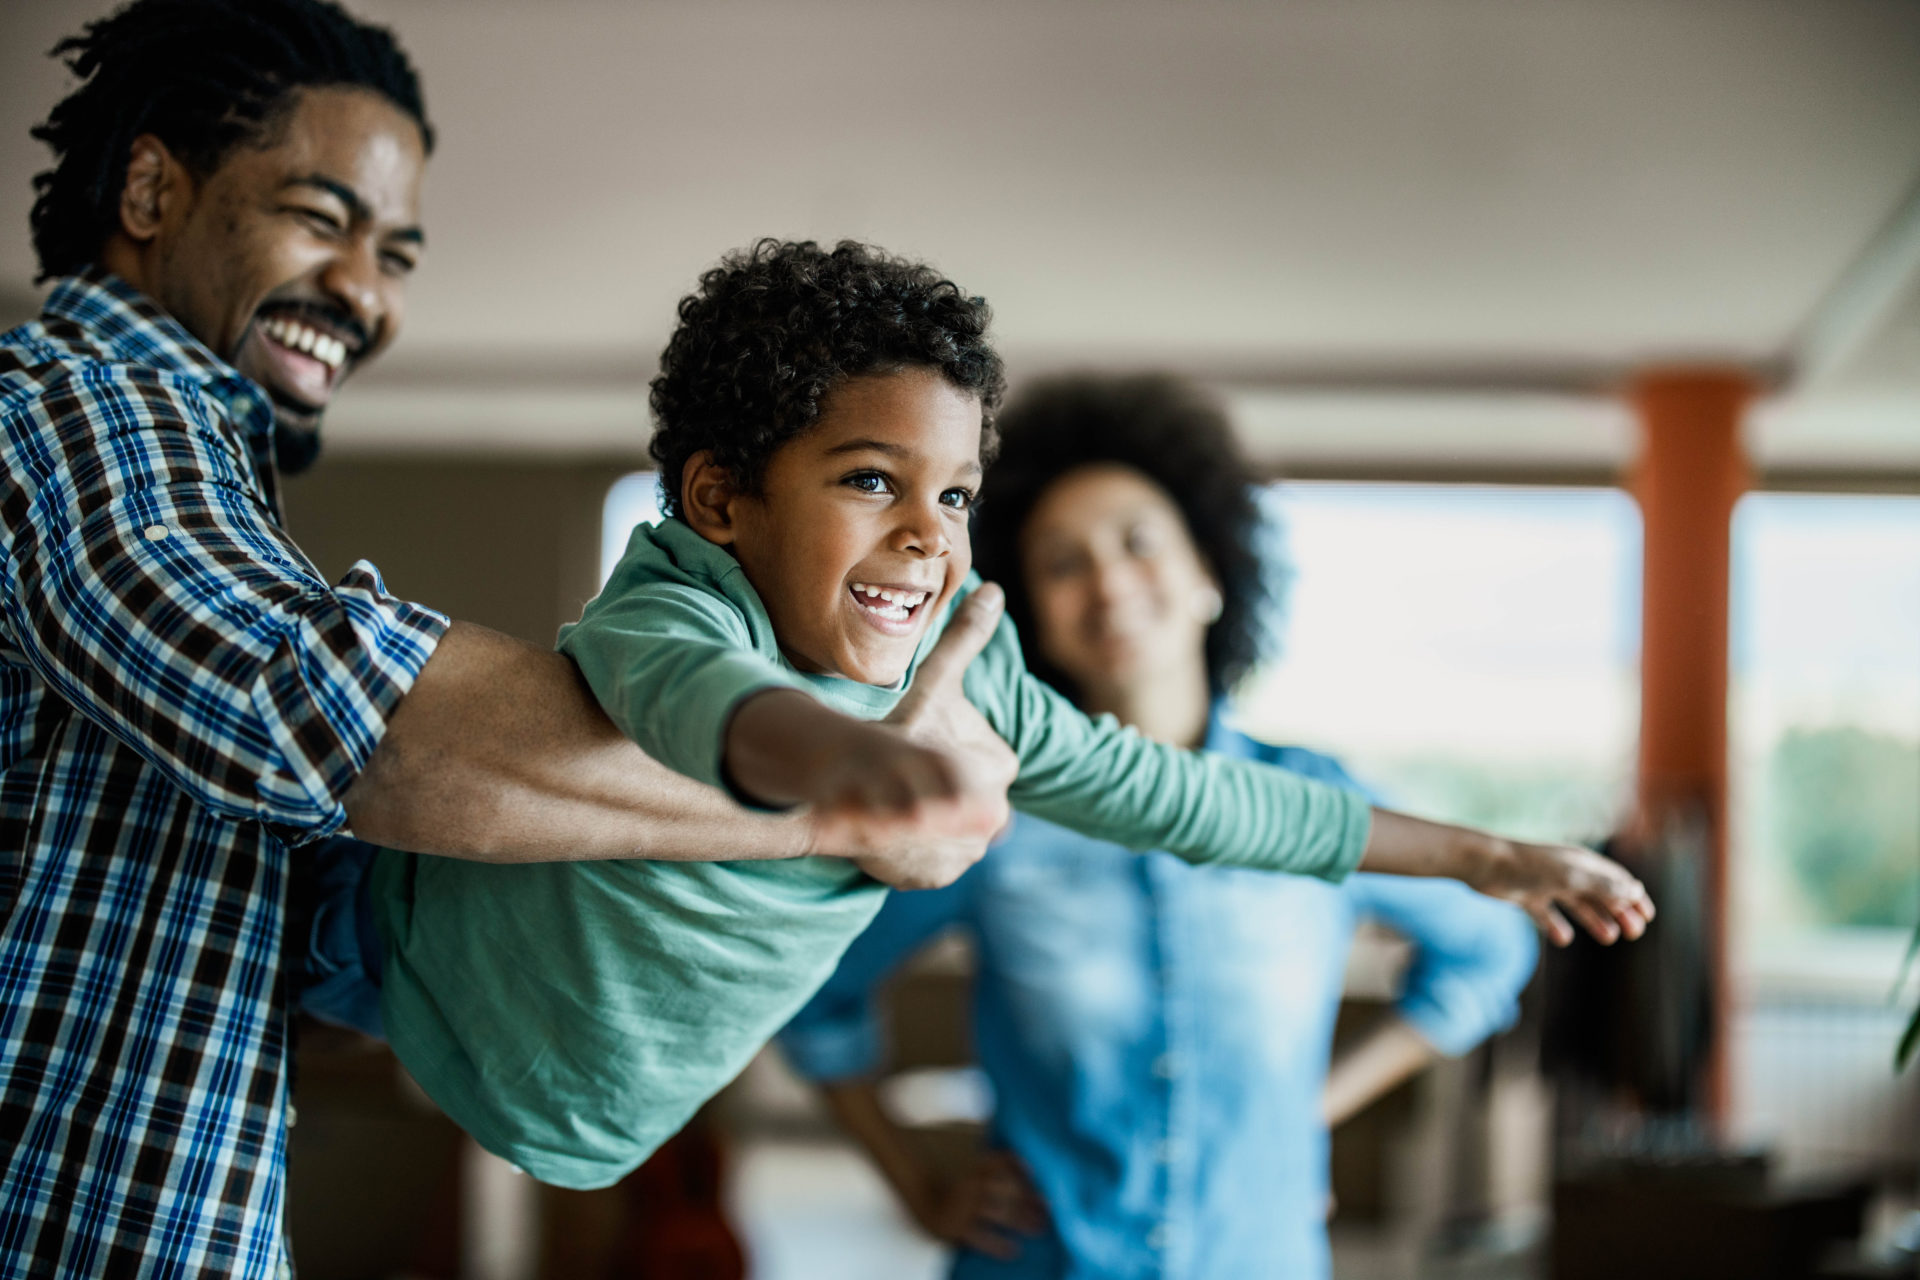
[1347,873,1540,1057]
[0,372,447,842]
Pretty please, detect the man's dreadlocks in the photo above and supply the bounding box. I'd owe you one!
[29,0,432,281]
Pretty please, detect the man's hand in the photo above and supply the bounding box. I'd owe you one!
[848,585,1019,889]
[1469,838,1655,947]
[726,585,1018,890]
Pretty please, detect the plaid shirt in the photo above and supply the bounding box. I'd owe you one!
[0,272,447,1278]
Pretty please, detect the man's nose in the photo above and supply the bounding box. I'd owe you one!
[318,242,387,345]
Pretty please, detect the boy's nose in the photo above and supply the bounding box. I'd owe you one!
[894,509,951,558]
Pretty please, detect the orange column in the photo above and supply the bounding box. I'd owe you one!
[1627,367,1753,1124]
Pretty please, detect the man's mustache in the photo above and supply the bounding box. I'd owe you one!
[256,298,373,356]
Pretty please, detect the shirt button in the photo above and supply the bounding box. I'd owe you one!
[143,524,170,542]
[285,1104,297,1129]
[276,1261,291,1280]
[1154,1139,1179,1163]
[1151,1054,1181,1079]
[1148,1224,1172,1250]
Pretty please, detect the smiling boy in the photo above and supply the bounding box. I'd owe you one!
[370,239,1653,1190]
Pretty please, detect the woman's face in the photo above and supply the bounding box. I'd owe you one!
[1018,463,1221,696]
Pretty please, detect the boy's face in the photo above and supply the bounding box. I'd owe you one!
[719,368,984,685]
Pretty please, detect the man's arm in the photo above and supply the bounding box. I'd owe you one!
[341,621,811,863]
[345,588,1018,875]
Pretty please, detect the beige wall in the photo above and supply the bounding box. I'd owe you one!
[282,454,637,646]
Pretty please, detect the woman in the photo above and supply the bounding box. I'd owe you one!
[778,373,1540,1280]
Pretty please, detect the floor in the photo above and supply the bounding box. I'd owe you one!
[726,1139,1544,1280]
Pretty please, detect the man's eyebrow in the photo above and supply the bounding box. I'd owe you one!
[282,174,426,245]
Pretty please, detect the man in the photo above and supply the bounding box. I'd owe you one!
[0,1,1014,1274]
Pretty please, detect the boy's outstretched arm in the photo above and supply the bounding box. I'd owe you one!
[1359,809,1654,947]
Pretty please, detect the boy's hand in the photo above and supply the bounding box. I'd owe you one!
[1470,838,1656,947]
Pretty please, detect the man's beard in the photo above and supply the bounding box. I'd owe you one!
[272,414,324,475]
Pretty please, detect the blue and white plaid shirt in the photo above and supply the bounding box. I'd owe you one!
[0,271,447,1278]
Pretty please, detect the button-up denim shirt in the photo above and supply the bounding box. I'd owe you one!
[780,710,1538,1280]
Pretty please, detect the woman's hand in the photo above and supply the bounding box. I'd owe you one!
[906,1149,1049,1260]
[1468,838,1655,947]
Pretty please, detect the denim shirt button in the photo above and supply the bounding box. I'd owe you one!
[1154,1138,1179,1163]
[1151,1053,1180,1079]
[1148,1224,1172,1250]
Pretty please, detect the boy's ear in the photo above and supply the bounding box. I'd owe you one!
[679,451,740,546]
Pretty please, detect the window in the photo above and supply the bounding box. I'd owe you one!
[601,470,665,586]
[1731,493,1920,952]
[1232,482,1643,846]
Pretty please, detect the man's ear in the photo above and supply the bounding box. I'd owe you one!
[118,134,188,246]
[679,451,742,546]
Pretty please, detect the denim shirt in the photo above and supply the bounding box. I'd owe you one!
[779,710,1539,1280]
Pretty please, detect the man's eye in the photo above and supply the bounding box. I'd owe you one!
[940,488,975,511]
[845,471,890,494]
[295,208,344,234]
[380,249,418,275]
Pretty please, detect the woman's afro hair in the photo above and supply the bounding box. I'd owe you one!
[972,373,1283,698]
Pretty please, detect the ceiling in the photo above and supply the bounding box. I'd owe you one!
[4,0,1917,471]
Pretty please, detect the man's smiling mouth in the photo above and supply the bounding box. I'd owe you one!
[261,313,351,371]
[849,581,932,633]
[245,305,367,410]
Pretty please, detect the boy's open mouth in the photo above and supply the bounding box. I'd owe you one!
[848,580,932,637]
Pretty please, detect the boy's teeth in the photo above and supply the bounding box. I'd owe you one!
[853,583,926,607]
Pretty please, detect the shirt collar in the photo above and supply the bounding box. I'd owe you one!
[1201,698,1257,760]
[45,268,241,385]
[45,267,278,449]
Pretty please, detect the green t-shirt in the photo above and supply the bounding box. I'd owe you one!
[374,517,1371,1188]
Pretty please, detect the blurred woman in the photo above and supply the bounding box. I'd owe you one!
[779,374,1540,1280]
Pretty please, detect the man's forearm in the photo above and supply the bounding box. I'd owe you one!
[342,621,810,864]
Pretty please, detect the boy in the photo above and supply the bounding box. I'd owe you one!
[369,240,1650,1189]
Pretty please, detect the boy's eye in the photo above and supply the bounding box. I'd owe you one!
[940,487,975,511]
[844,471,892,495]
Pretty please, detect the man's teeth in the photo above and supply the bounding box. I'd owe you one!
[852,583,928,620]
[261,316,349,371]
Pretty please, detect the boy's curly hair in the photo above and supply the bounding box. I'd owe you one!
[648,239,1006,515]
[972,373,1284,698]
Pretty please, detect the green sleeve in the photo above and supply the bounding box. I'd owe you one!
[961,612,1372,881]
[557,581,804,792]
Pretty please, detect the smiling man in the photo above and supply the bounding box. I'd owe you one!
[0,1,1016,1274]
